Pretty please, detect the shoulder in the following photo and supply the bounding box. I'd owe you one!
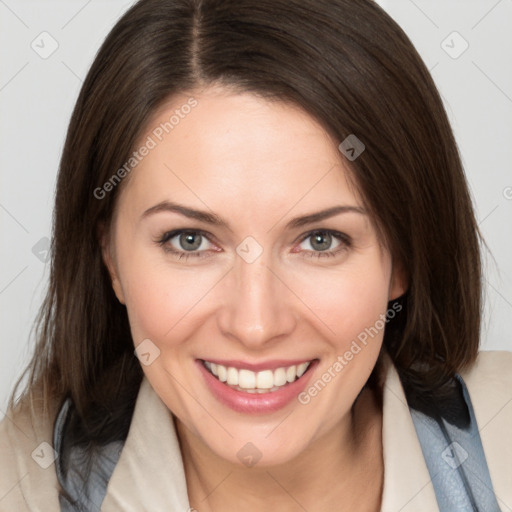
[460,349,512,433]
[0,396,61,511]
[461,349,512,392]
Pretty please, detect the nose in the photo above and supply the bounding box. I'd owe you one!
[217,250,298,349]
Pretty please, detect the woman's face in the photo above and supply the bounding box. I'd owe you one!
[103,86,405,467]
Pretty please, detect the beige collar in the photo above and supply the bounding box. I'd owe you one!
[378,352,439,511]
[101,351,441,511]
[101,376,190,511]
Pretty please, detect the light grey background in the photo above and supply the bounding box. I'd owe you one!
[1,0,511,411]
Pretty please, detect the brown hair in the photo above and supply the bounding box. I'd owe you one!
[11,0,481,442]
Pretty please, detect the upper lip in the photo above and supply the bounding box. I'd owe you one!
[199,358,317,372]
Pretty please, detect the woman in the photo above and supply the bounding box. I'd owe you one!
[1,0,510,510]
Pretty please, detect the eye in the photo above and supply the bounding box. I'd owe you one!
[156,228,351,261]
[296,230,350,259]
[156,229,216,260]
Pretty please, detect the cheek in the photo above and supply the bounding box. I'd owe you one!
[290,256,392,346]
[118,246,222,345]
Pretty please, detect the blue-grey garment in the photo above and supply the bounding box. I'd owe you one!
[53,399,123,512]
[409,374,501,512]
[53,374,502,511]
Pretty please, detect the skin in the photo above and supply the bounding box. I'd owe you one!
[102,86,406,511]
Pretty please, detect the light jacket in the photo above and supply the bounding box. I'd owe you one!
[1,350,511,511]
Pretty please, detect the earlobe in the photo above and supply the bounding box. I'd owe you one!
[98,222,126,305]
[110,276,126,305]
[389,263,408,301]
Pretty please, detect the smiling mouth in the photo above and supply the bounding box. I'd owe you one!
[201,360,315,394]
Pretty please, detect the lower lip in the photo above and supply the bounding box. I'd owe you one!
[196,359,318,414]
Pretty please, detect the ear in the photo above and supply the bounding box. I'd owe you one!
[98,221,126,305]
[389,262,408,301]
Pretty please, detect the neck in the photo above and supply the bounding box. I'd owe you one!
[176,385,384,512]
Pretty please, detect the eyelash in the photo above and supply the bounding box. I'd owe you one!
[155,229,351,261]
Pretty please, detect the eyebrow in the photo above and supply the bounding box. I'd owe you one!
[141,200,366,230]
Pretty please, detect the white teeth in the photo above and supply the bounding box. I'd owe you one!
[286,365,297,383]
[239,369,256,389]
[227,367,239,386]
[209,361,227,382]
[203,360,312,392]
[256,370,274,389]
[217,364,227,382]
[274,367,287,386]
[296,362,309,378]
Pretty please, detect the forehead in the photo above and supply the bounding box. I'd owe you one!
[117,87,363,220]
